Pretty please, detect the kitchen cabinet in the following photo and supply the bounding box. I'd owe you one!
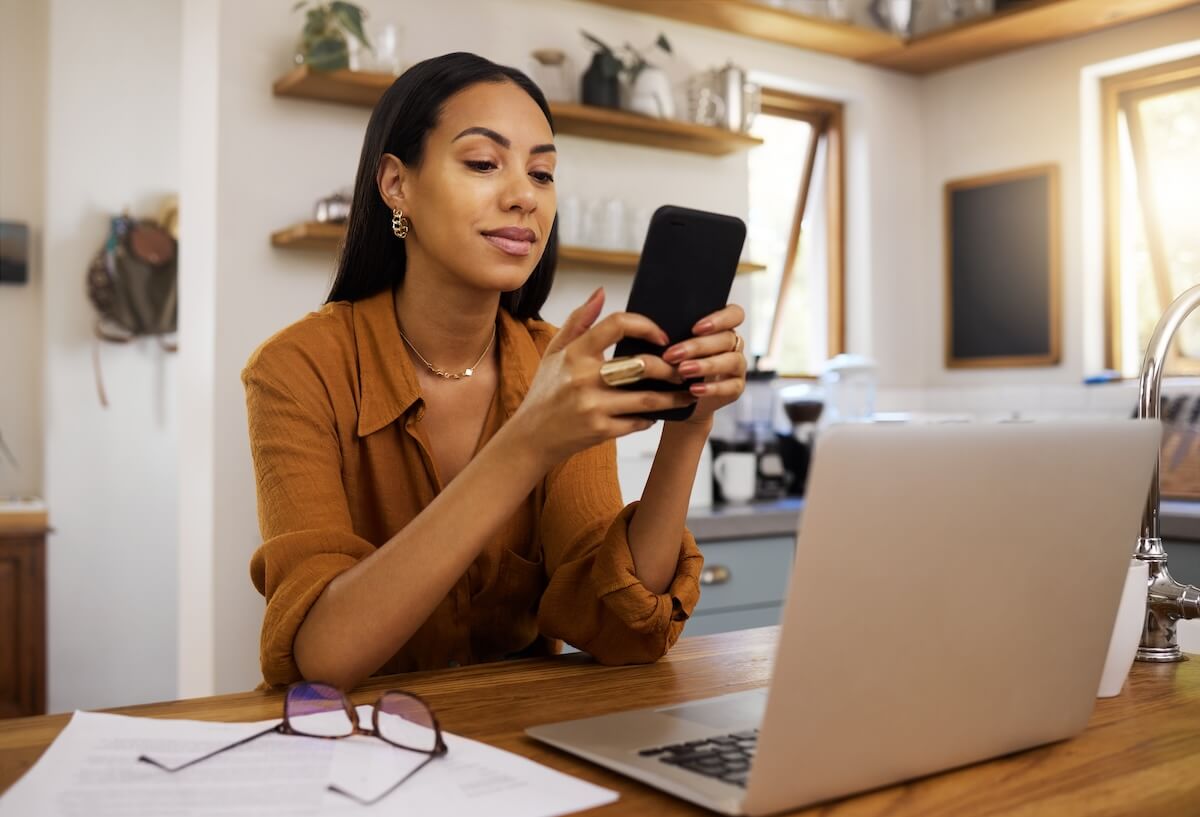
[558,531,795,652]
[685,534,795,638]
[0,529,46,717]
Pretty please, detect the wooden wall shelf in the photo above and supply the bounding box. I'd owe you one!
[550,101,762,156]
[581,0,1196,75]
[271,221,765,274]
[270,220,345,251]
[866,0,1199,75]
[273,65,762,156]
[581,0,900,61]
[272,65,392,107]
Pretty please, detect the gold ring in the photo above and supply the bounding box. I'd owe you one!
[599,356,646,387]
[732,332,744,354]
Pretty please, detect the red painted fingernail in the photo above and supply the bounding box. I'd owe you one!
[678,362,701,376]
[690,383,708,395]
[664,347,686,363]
[694,319,714,334]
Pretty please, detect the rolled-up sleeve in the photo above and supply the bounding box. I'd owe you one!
[536,438,703,664]
[244,368,374,687]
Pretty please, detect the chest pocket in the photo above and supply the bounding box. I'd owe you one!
[473,546,546,612]
[469,545,547,662]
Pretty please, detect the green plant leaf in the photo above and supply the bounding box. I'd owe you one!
[291,0,308,11]
[581,30,614,56]
[330,1,372,51]
[656,33,672,54]
[303,7,328,40]
[305,35,349,71]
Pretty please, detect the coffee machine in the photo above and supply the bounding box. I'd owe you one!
[778,382,824,497]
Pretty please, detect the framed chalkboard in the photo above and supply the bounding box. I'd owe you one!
[944,164,1060,368]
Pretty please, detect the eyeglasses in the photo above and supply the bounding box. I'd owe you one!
[139,681,448,805]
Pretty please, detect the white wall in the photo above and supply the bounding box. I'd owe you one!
[0,0,47,499]
[176,0,925,695]
[918,7,1200,392]
[41,0,181,712]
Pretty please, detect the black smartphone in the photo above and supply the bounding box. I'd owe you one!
[612,205,746,422]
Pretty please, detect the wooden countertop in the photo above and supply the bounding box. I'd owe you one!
[1,628,1197,814]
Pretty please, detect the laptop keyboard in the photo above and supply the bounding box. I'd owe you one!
[637,729,757,788]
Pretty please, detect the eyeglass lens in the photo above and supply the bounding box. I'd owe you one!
[285,682,355,737]
[375,691,439,752]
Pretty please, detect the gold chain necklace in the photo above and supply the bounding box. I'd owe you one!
[397,323,496,380]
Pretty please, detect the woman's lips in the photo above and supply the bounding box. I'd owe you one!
[482,233,533,257]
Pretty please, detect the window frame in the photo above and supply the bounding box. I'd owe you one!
[756,88,846,377]
[1101,54,1200,377]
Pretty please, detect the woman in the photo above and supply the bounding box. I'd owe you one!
[244,52,747,690]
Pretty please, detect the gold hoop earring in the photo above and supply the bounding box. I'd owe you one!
[391,208,409,239]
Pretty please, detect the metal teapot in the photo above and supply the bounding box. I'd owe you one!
[689,63,761,132]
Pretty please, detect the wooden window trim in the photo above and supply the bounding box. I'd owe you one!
[758,88,845,376]
[1101,54,1200,376]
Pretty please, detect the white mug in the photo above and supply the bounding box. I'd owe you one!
[713,452,756,504]
[1097,559,1149,698]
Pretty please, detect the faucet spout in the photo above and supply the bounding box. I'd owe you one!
[1135,283,1200,663]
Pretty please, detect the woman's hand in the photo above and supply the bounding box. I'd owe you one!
[509,288,697,469]
[662,304,747,426]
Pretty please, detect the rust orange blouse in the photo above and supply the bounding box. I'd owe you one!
[242,287,703,687]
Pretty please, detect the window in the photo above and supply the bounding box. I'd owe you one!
[1103,55,1200,377]
[746,89,844,376]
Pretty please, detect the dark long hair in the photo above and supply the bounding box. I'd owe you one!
[326,52,557,320]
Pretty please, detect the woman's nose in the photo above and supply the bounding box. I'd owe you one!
[500,171,537,213]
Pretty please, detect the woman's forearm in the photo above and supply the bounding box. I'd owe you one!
[627,418,712,594]
[293,421,545,689]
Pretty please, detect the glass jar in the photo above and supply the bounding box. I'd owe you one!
[819,354,878,424]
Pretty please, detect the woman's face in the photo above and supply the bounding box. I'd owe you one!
[385,80,557,296]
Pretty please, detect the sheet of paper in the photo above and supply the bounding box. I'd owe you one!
[0,711,334,817]
[1,705,617,817]
[321,705,618,816]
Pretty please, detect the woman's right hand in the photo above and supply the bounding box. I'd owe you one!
[508,288,698,469]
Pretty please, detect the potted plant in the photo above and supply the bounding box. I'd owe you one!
[293,1,372,72]
[580,31,675,117]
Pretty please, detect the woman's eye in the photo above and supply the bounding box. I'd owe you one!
[531,171,555,184]
[465,160,496,172]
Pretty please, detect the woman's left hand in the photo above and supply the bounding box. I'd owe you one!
[662,303,747,426]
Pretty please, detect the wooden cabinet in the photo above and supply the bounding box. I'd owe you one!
[0,529,46,717]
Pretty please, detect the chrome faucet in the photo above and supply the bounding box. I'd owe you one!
[1135,283,1200,663]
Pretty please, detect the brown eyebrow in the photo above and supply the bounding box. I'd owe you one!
[452,126,556,155]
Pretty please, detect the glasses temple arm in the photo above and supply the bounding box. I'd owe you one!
[327,753,438,806]
[138,723,283,772]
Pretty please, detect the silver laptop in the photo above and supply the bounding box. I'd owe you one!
[527,420,1161,815]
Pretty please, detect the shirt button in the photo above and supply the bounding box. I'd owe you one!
[448,660,460,668]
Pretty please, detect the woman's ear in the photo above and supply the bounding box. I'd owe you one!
[377,153,410,213]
